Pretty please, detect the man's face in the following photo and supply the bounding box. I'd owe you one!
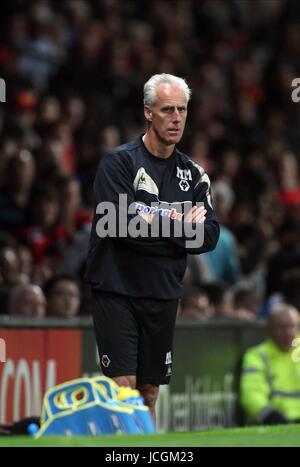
[182,293,212,320]
[17,288,46,319]
[270,311,299,352]
[48,280,80,318]
[145,83,188,146]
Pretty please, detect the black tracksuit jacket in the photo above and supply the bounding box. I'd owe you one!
[85,136,220,299]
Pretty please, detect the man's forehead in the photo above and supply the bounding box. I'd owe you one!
[273,311,299,325]
[154,83,187,104]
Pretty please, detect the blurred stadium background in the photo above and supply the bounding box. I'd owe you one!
[1,0,300,435]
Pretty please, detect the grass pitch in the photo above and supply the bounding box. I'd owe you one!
[0,424,299,447]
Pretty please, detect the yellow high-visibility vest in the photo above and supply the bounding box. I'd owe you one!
[240,336,300,422]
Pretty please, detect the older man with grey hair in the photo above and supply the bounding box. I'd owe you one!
[86,73,220,422]
[8,284,46,319]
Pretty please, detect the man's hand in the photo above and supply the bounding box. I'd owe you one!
[138,211,154,224]
[184,205,207,224]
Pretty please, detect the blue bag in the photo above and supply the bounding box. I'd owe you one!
[37,377,153,437]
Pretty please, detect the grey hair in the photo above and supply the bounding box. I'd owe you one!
[143,73,192,106]
[8,284,44,315]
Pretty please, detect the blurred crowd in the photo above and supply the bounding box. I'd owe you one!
[1,0,300,320]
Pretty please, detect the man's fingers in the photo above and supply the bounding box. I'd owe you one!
[185,206,206,223]
[138,211,154,224]
[184,206,196,223]
[184,206,207,223]
[192,208,206,223]
[193,211,206,223]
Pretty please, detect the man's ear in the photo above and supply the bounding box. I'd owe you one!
[144,106,152,122]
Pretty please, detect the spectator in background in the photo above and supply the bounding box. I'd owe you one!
[8,284,46,318]
[204,282,234,319]
[233,282,261,320]
[0,150,35,233]
[0,244,24,314]
[178,286,212,320]
[44,275,81,318]
[56,176,92,241]
[239,304,300,425]
[19,185,66,269]
[205,179,240,285]
[205,225,240,286]
[200,281,258,321]
[47,120,77,176]
[53,176,92,276]
[35,137,68,181]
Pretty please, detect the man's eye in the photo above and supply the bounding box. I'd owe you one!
[162,107,186,113]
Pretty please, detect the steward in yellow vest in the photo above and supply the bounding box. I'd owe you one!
[240,304,300,424]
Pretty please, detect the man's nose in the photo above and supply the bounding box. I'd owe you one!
[172,109,181,122]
